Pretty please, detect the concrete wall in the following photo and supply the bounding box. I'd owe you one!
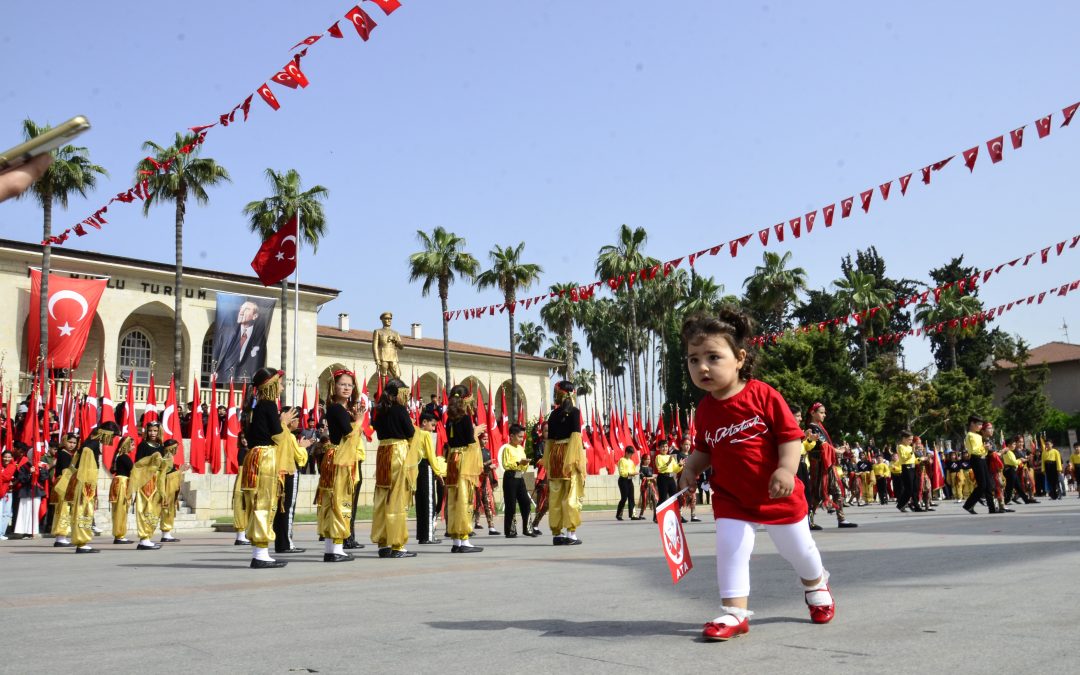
[992,361,1080,414]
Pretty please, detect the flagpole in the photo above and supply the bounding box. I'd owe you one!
[291,212,300,405]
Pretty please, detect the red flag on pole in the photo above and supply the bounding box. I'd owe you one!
[81,370,98,441]
[207,374,221,474]
[188,376,205,473]
[657,489,694,584]
[249,214,298,286]
[25,270,107,370]
[144,373,159,425]
[360,378,375,441]
[100,370,115,424]
[300,387,310,430]
[225,379,240,473]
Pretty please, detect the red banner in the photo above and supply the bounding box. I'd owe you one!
[657,489,693,584]
[25,270,107,370]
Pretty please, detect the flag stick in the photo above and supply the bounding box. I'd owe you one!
[291,212,301,405]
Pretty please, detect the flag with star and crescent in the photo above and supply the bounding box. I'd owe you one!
[25,270,107,369]
[250,213,298,286]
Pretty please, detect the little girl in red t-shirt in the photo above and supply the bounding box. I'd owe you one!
[677,309,835,641]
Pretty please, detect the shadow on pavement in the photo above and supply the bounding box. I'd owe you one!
[426,618,700,638]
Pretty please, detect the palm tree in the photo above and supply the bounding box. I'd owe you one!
[539,282,582,379]
[475,242,542,415]
[681,273,738,316]
[408,227,480,387]
[514,321,547,356]
[833,270,895,369]
[19,119,107,380]
[137,133,230,380]
[596,225,657,415]
[742,251,808,333]
[544,335,582,379]
[243,169,329,380]
[914,287,983,370]
[574,368,595,420]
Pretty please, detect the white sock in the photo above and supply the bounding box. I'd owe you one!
[324,539,335,554]
[460,538,473,548]
[163,533,176,540]
[804,570,832,606]
[567,530,578,541]
[713,606,753,626]
[452,539,461,547]
[235,532,249,542]
[77,544,93,551]
[139,539,153,546]
[253,547,273,562]
[333,542,345,555]
[57,536,70,544]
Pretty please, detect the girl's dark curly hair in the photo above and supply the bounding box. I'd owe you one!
[680,305,756,381]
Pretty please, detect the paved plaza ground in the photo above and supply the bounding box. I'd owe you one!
[2,497,1078,674]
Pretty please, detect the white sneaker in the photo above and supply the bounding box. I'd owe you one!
[0,535,7,540]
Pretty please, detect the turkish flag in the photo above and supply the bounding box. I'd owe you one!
[284,59,309,88]
[250,214,298,286]
[100,370,115,424]
[1036,115,1052,138]
[962,145,978,172]
[899,173,912,195]
[1010,126,1025,149]
[25,270,106,370]
[144,373,159,425]
[657,489,693,584]
[188,376,206,474]
[1062,102,1079,127]
[986,136,1004,163]
[160,376,181,441]
[291,35,322,50]
[822,204,835,227]
[879,181,891,201]
[207,374,221,474]
[328,21,344,38]
[257,83,281,111]
[360,378,375,441]
[369,0,401,15]
[805,210,816,234]
[224,379,240,474]
[841,197,854,218]
[859,189,873,213]
[81,371,98,441]
[272,71,300,89]
[345,5,377,41]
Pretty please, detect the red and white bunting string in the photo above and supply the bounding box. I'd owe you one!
[446,95,1080,321]
[44,0,400,247]
[750,232,1080,345]
[753,274,1080,348]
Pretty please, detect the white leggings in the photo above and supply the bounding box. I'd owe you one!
[714,517,823,598]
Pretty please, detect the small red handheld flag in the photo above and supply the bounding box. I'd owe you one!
[657,489,693,584]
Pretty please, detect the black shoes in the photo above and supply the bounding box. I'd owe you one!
[418,538,442,545]
[160,537,180,543]
[53,541,74,548]
[113,538,132,545]
[276,548,306,554]
[75,547,99,554]
[251,558,287,569]
[963,506,977,514]
[690,517,702,522]
[324,553,354,562]
[616,516,624,521]
[234,540,250,546]
[525,530,541,537]
[565,538,582,545]
[553,536,568,545]
[809,523,824,531]
[343,539,364,549]
[837,521,858,528]
[389,550,417,558]
[531,528,544,535]
[137,543,162,550]
[505,533,518,538]
[451,545,483,553]
[378,548,392,558]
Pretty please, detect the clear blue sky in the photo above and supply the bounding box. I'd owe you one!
[3,1,1080,376]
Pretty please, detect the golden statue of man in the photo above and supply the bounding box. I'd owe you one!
[372,311,403,379]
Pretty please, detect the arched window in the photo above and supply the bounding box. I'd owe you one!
[118,329,152,385]
[200,328,215,388]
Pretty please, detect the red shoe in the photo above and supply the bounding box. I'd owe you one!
[702,616,749,641]
[805,585,835,624]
